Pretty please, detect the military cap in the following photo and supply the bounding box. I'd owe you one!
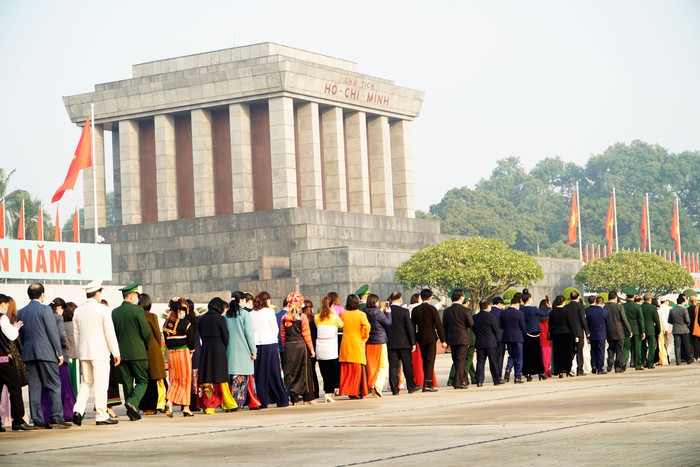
[623,287,636,297]
[355,284,370,296]
[462,291,471,303]
[83,278,103,293]
[119,282,139,294]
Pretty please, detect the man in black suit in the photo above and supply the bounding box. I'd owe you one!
[386,291,419,395]
[442,289,474,389]
[411,289,446,392]
[17,283,71,429]
[500,292,526,384]
[565,291,590,375]
[604,291,632,373]
[473,299,502,387]
[669,295,694,365]
[490,297,506,379]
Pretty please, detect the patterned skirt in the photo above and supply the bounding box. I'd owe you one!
[167,348,192,406]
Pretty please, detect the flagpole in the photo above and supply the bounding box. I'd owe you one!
[645,192,651,252]
[613,187,619,253]
[675,194,682,263]
[90,103,99,244]
[576,182,583,262]
[21,199,25,239]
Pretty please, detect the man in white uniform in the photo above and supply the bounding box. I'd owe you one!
[72,279,121,426]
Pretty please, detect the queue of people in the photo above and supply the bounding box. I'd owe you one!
[1,280,699,431]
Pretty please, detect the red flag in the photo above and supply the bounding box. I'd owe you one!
[605,194,615,253]
[567,189,578,246]
[37,205,43,241]
[54,205,61,242]
[73,207,79,243]
[640,198,648,251]
[0,200,4,239]
[52,116,92,204]
[583,244,588,263]
[17,200,25,240]
[671,201,681,254]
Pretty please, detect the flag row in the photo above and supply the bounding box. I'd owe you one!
[568,186,686,260]
[582,243,700,273]
[0,200,80,243]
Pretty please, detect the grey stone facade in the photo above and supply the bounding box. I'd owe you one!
[88,207,448,305]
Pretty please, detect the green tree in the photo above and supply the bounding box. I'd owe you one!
[574,251,693,297]
[395,237,544,308]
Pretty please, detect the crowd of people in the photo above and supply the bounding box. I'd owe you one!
[1,280,699,431]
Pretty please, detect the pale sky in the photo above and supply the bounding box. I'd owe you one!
[1,0,699,222]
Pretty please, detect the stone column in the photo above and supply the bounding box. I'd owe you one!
[390,120,415,218]
[118,120,141,225]
[83,123,107,229]
[191,109,215,217]
[344,111,370,214]
[230,103,254,213]
[321,107,347,212]
[367,116,393,216]
[296,102,323,209]
[268,97,297,209]
[155,114,178,221]
[112,130,122,226]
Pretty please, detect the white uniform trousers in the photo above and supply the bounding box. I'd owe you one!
[73,360,110,422]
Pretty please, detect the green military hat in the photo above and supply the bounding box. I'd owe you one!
[462,291,471,303]
[119,282,139,294]
[623,286,636,297]
[355,284,369,296]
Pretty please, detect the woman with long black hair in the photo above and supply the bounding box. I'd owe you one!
[548,295,575,378]
[225,292,260,410]
[250,292,289,408]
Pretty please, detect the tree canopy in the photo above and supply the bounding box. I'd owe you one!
[423,141,700,258]
[575,251,693,297]
[395,237,544,307]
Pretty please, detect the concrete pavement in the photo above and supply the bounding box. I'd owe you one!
[1,355,699,466]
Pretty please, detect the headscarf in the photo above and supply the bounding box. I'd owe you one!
[282,292,305,326]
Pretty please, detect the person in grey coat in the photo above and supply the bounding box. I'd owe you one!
[16,283,70,428]
[668,295,694,365]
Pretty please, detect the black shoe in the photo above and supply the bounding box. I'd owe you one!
[96,418,118,426]
[606,366,613,373]
[525,375,533,382]
[514,378,524,384]
[614,368,624,373]
[33,422,52,429]
[538,374,548,381]
[477,383,483,387]
[408,385,420,394]
[183,411,194,417]
[12,422,36,431]
[598,369,607,375]
[635,367,645,371]
[558,373,564,379]
[0,426,4,432]
[577,371,586,376]
[591,368,597,374]
[125,402,141,421]
[72,412,83,426]
[504,370,511,383]
[50,419,71,429]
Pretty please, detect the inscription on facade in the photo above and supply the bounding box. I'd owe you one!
[323,78,390,106]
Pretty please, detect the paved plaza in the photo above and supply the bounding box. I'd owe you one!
[1,354,699,466]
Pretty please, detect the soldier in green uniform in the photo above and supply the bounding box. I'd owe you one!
[640,293,661,369]
[621,288,646,371]
[356,284,369,311]
[111,282,150,421]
